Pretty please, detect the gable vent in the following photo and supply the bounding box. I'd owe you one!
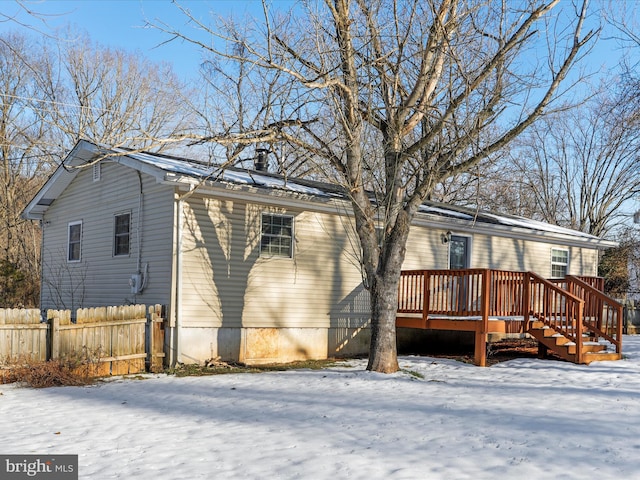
[92,163,101,182]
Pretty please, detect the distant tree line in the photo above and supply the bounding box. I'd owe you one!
[0,28,194,307]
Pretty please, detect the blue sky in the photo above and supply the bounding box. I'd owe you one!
[1,0,633,84]
[1,0,288,81]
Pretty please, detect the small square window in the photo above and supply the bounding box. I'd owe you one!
[551,248,568,278]
[260,213,293,258]
[114,213,131,256]
[68,221,82,262]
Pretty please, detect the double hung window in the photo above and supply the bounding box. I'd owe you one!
[260,214,293,258]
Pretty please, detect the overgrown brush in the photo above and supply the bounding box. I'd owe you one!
[1,348,103,388]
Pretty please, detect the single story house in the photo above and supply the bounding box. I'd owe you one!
[23,140,617,365]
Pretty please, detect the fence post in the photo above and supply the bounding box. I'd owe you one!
[49,316,60,361]
[146,305,153,372]
[145,305,166,373]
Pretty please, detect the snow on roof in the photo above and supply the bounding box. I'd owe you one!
[113,146,606,242]
[121,150,331,197]
[419,202,603,241]
[480,212,600,240]
[419,205,475,220]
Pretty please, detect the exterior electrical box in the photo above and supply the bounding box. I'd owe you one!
[129,274,143,294]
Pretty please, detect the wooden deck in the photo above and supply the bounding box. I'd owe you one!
[396,269,623,366]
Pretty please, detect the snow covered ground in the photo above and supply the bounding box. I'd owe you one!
[2,338,640,479]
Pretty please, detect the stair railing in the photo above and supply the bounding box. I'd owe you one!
[527,272,585,361]
[565,275,623,356]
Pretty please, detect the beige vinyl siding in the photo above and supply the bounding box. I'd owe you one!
[403,225,599,277]
[180,192,600,335]
[471,235,525,271]
[403,227,449,269]
[470,233,599,277]
[245,209,366,328]
[570,247,598,277]
[40,161,174,311]
[179,195,367,330]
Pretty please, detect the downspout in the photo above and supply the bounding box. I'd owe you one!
[39,218,46,318]
[136,172,143,278]
[175,194,184,364]
[135,171,148,297]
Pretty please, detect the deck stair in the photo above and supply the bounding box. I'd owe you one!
[527,320,621,364]
[397,269,624,366]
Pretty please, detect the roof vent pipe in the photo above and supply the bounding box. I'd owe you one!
[255,148,269,171]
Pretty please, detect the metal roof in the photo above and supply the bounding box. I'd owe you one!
[22,140,616,248]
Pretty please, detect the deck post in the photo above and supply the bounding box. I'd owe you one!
[523,273,530,332]
[474,269,490,367]
[423,270,429,325]
[576,301,584,363]
[616,302,623,355]
[537,342,548,359]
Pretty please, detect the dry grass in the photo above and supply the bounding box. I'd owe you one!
[1,349,103,388]
[169,358,344,377]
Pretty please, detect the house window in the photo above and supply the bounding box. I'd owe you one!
[261,213,293,257]
[551,248,569,278]
[114,213,131,256]
[67,221,82,262]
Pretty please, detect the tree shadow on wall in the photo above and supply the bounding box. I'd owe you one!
[328,283,371,357]
[183,197,262,361]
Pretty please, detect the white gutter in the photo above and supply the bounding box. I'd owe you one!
[411,215,618,249]
[169,180,616,249]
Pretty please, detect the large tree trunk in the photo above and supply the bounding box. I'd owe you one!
[365,209,411,373]
[367,274,401,373]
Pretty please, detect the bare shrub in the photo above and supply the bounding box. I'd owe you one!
[1,348,104,388]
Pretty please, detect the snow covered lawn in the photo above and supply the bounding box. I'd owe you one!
[2,337,640,479]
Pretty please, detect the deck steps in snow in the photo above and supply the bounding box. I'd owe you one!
[527,321,621,364]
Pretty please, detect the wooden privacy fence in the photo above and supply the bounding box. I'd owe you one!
[0,309,48,364]
[0,304,167,375]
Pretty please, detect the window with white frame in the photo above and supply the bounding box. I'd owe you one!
[551,248,569,278]
[67,221,82,262]
[114,213,131,256]
[260,213,293,258]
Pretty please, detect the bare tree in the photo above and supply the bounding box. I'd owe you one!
[0,32,56,306]
[36,33,194,153]
[1,27,196,306]
[158,0,595,372]
[190,35,306,171]
[502,96,640,237]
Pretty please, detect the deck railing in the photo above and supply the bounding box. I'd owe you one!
[399,269,529,318]
[489,270,528,316]
[398,269,621,361]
